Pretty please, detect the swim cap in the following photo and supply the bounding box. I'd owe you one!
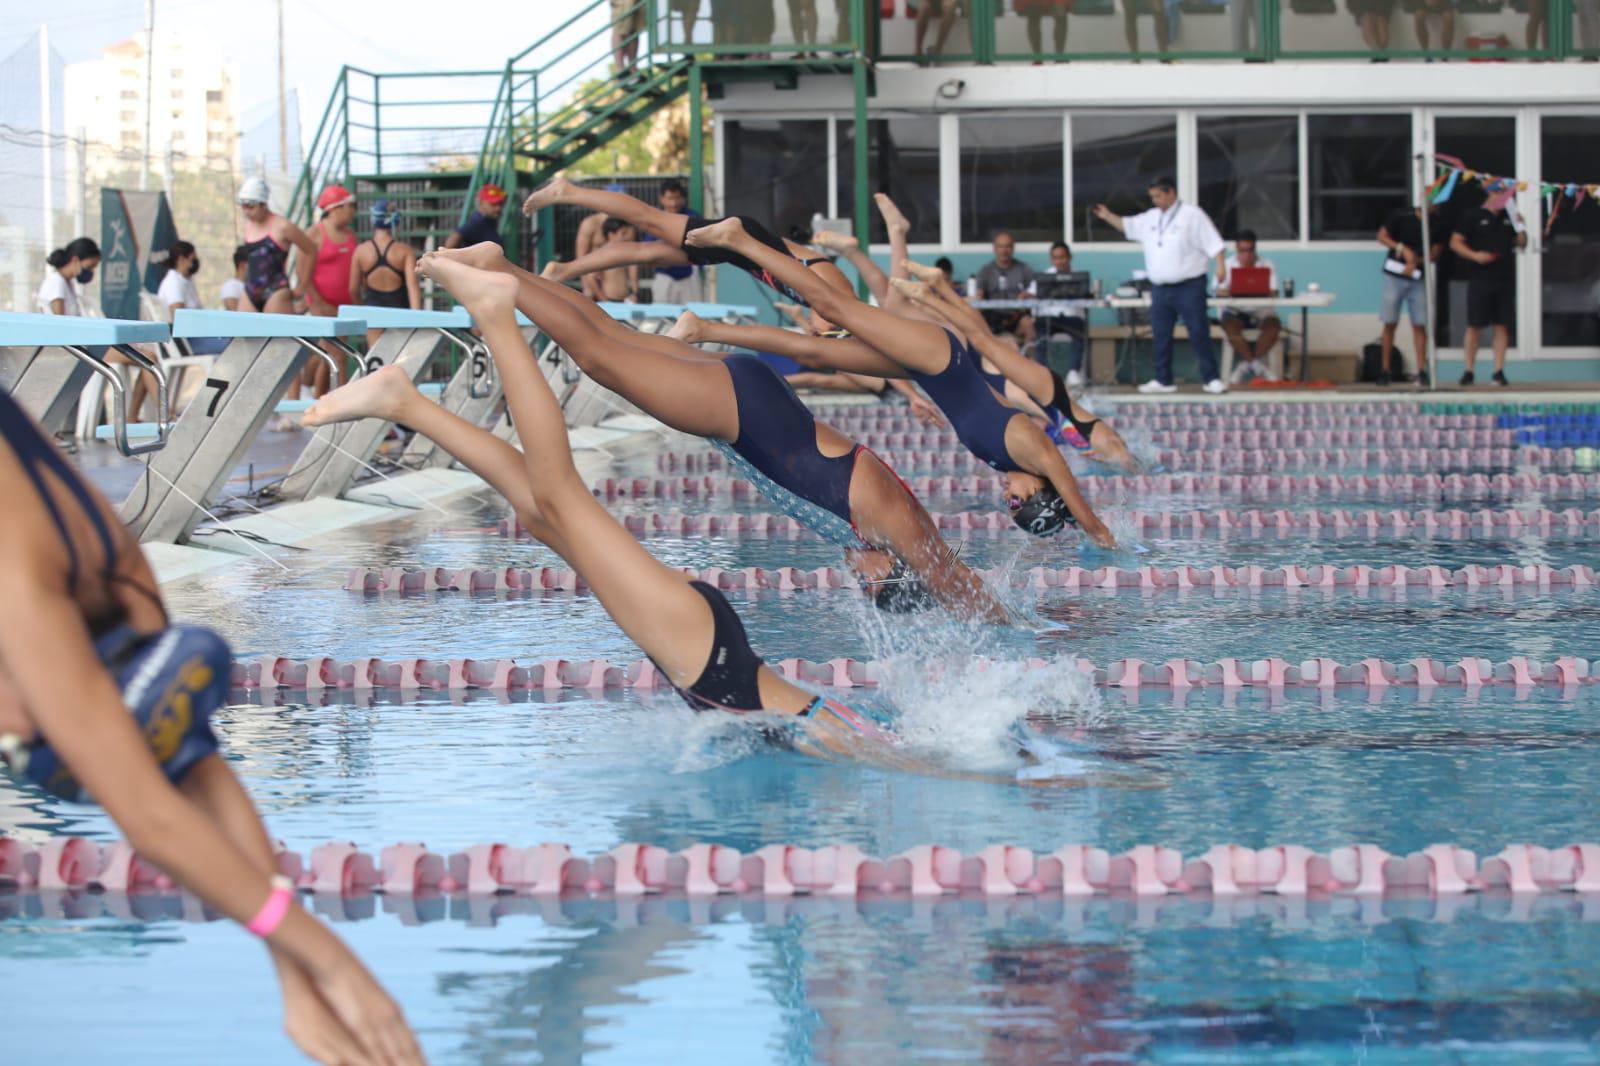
[237,176,271,206]
[3,623,230,803]
[317,183,355,214]
[867,559,939,613]
[1010,484,1076,537]
[478,183,508,205]
[370,199,399,229]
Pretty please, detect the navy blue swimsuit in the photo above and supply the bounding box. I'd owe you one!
[910,330,1021,472]
[722,354,858,528]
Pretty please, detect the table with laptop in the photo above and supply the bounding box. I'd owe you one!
[1106,264,1335,384]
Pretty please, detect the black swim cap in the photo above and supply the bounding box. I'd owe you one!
[868,559,939,613]
[1010,485,1076,537]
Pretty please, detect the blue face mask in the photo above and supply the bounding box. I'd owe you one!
[76,268,95,285]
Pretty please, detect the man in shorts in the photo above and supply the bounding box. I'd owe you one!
[1375,203,1442,386]
[1451,190,1526,387]
[1218,229,1282,384]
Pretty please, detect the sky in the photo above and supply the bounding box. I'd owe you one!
[0,0,587,132]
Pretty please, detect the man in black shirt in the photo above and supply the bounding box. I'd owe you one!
[1375,204,1443,386]
[1450,192,1526,387]
[444,184,508,250]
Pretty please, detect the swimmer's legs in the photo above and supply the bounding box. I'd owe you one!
[540,239,689,284]
[522,177,691,247]
[682,316,908,378]
[688,218,954,376]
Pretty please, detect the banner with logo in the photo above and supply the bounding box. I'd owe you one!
[99,189,176,319]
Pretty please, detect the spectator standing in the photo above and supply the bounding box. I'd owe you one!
[1451,190,1526,387]
[1017,0,1071,60]
[445,184,508,250]
[219,245,248,311]
[611,0,646,72]
[1348,0,1395,56]
[915,0,967,57]
[351,201,421,310]
[1413,0,1455,54]
[1217,229,1282,383]
[1037,241,1089,386]
[1094,176,1228,394]
[643,180,704,303]
[1121,0,1171,55]
[972,231,1038,356]
[1375,203,1442,386]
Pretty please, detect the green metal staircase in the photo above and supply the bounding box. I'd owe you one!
[289,1,692,266]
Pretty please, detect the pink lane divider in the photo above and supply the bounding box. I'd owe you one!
[343,563,1600,596]
[508,508,1600,540]
[16,837,1600,897]
[588,473,1600,502]
[226,656,1600,691]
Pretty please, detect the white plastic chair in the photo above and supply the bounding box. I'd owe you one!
[139,290,216,410]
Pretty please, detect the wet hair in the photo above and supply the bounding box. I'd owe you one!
[1236,228,1258,245]
[601,216,633,239]
[233,244,250,268]
[67,237,101,262]
[660,179,686,197]
[1149,176,1178,193]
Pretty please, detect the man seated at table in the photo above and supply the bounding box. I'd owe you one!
[1037,241,1090,385]
[1217,229,1282,384]
[971,231,1037,355]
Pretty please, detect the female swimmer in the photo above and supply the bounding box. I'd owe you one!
[0,391,422,1066]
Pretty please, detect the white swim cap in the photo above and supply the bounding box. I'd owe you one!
[238,176,271,206]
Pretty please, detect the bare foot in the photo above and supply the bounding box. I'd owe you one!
[683,216,745,250]
[416,255,519,318]
[303,364,418,427]
[874,193,911,240]
[808,229,856,253]
[522,174,573,217]
[900,258,945,285]
[540,261,565,280]
[890,277,933,303]
[773,301,807,326]
[432,242,508,271]
[666,310,705,343]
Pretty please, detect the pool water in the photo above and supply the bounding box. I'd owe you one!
[4,396,1600,1064]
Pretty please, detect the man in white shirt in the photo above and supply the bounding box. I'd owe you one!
[1217,229,1282,384]
[1094,176,1228,394]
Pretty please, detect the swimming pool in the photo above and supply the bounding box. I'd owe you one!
[4,395,1600,1064]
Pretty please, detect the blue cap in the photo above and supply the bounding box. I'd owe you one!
[371,199,398,227]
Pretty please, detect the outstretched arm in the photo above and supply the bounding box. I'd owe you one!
[1002,420,1115,547]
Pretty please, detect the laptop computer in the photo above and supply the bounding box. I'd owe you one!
[1228,266,1273,297]
[1036,272,1092,300]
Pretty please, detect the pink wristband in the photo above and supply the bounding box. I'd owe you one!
[246,875,295,937]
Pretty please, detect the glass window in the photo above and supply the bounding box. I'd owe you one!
[1541,116,1600,348]
[1197,115,1299,241]
[961,115,1064,244]
[1308,114,1410,240]
[722,119,831,240]
[1434,116,1517,347]
[836,117,941,244]
[1072,114,1176,242]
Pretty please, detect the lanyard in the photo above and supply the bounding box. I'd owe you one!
[1156,201,1183,247]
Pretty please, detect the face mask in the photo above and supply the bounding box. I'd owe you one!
[187,258,201,276]
[77,268,95,285]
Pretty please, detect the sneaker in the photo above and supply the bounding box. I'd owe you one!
[1493,369,1509,387]
[1231,362,1256,385]
[1065,369,1083,388]
[1203,379,1228,395]
[1256,360,1280,382]
[1138,379,1177,394]
[1459,370,1475,387]
[1417,370,1430,388]
[1376,369,1392,387]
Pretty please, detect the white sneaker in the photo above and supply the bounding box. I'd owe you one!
[1138,379,1177,394]
[1230,362,1255,385]
[1255,360,1280,382]
[1203,379,1228,395]
[1065,369,1083,388]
